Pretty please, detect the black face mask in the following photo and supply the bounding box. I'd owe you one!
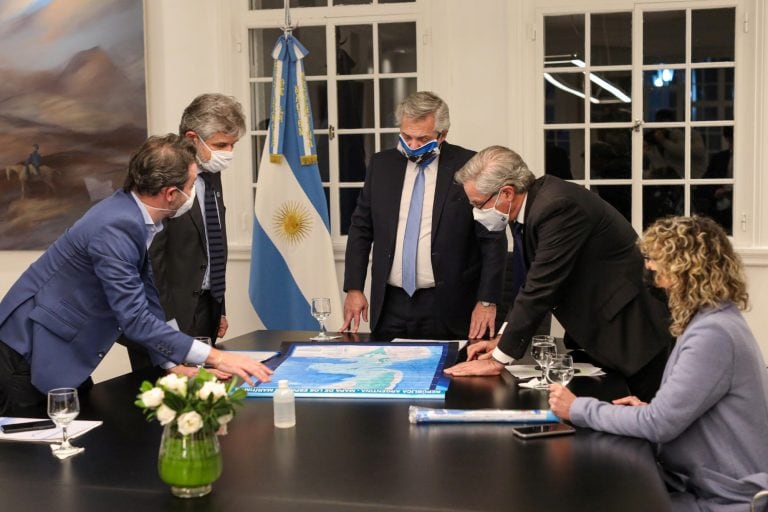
[643,267,667,302]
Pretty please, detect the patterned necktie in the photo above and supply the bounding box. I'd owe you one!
[510,221,527,301]
[401,165,426,297]
[200,173,226,301]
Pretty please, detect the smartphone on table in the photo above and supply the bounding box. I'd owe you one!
[1,420,56,434]
[511,423,575,439]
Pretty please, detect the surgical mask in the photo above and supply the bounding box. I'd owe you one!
[171,186,196,218]
[397,136,440,167]
[473,193,512,232]
[197,135,233,173]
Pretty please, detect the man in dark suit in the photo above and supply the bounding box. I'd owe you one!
[143,94,245,376]
[446,146,673,401]
[341,91,506,340]
[0,134,271,415]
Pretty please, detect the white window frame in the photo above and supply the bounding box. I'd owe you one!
[512,0,765,260]
[226,2,424,259]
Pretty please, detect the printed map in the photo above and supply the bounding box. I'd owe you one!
[242,342,454,398]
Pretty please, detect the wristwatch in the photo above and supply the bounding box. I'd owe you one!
[479,301,495,307]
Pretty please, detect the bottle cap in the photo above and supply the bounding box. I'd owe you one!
[278,379,289,388]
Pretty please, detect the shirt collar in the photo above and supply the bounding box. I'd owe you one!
[130,191,164,248]
[515,192,528,224]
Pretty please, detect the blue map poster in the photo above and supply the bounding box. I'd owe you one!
[241,342,456,399]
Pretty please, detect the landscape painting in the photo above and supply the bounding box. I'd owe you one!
[0,0,146,249]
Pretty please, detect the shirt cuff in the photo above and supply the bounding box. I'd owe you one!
[491,347,516,365]
[186,340,212,366]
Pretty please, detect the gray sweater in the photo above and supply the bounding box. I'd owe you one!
[571,303,768,510]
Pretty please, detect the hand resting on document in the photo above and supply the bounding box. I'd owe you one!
[206,348,273,385]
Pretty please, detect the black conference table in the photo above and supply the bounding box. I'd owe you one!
[0,330,672,511]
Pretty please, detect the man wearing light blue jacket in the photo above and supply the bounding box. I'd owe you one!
[0,134,271,415]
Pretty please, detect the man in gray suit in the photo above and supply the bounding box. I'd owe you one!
[446,146,673,401]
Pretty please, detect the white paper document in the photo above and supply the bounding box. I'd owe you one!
[0,417,102,443]
[506,362,606,380]
[391,338,468,351]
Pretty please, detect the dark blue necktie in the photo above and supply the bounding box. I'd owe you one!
[510,221,527,301]
[401,165,426,297]
[200,173,226,302]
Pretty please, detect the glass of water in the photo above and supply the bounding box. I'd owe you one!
[530,335,557,389]
[546,354,575,387]
[310,297,332,340]
[47,387,85,458]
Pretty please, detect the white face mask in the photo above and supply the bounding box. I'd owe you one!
[197,135,233,173]
[472,192,512,232]
[171,186,196,218]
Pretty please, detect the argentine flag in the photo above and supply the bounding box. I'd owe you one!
[249,34,342,330]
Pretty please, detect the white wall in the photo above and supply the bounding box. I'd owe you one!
[2,0,768,383]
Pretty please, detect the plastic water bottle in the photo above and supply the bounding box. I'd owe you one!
[273,380,296,428]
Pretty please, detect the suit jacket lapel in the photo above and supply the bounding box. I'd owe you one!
[190,177,207,248]
[383,152,408,253]
[431,142,455,241]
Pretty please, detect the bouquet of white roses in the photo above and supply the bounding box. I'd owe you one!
[135,369,246,436]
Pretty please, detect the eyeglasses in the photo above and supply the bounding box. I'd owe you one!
[470,193,496,210]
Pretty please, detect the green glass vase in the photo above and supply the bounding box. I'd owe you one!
[157,424,222,498]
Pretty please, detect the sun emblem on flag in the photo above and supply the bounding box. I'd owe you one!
[272,201,312,244]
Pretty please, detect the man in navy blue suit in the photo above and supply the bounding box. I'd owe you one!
[0,134,271,415]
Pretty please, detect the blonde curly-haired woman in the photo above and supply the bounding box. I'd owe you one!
[549,216,768,511]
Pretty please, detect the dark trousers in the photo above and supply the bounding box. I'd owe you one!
[123,291,223,371]
[372,285,456,341]
[0,340,92,416]
[564,332,669,402]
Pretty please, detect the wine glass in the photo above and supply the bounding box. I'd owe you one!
[47,388,85,459]
[530,335,557,389]
[546,354,575,387]
[310,297,332,340]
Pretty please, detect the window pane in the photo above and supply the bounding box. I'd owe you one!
[590,129,631,179]
[249,0,283,9]
[642,127,684,179]
[252,135,267,182]
[337,79,374,128]
[379,22,416,73]
[544,15,584,68]
[379,0,415,3]
[643,70,685,122]
[249,28,282,78]
[690,128,708,179]
[643,11,685,65]
[307,80,329,129]
[380,77,417,127]
[316,134,329,181]
[545,130,583,180]
[643,186,683,228]
[340,187,362,235]
[291,0,326,7]
[590,70,631,122]
[544,72,585,124]
[591,12,631,66]
[692,184,733,234]
[250,26,326,77]
[381,132,399,150]
[250,82,272,131]
[701,126,733,179]
[334,0,371,4]
[592,186,631,221]
[339,134,374,182]
[336,25,373,75]
[691,68,734,121]
[692,8,735,63]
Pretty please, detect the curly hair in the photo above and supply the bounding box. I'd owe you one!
[639,216,749,336]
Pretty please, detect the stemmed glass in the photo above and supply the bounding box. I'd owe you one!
[47,388,85,459]
[530,335,557,389]
[310,297,332,340]
[546,354,575,387]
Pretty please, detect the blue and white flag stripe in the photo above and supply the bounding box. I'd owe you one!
[249,34,342,330]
